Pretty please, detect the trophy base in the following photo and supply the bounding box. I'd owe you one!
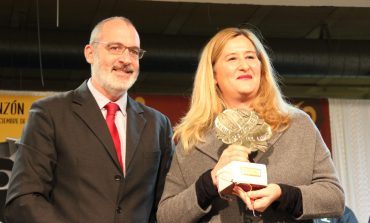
[216,161,267,197]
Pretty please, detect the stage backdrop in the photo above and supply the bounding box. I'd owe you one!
[0,91,52,142]
[0,91,331,149]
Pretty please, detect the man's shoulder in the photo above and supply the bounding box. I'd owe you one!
[33,81,88,107]
[24,91,77,122]
[128,97,169,122]
[33,90,74,107]
[128,97,162,114]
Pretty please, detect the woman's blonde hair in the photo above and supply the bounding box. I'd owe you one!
[174,27,293,152]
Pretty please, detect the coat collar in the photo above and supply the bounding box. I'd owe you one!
[253,130,283,163]
[194,130,225,161]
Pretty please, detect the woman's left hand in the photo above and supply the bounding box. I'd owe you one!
[233,183,282,212]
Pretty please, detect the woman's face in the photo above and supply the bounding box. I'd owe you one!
[213,35,261,108]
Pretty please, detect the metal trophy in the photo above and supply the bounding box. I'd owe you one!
[214,108,272,197]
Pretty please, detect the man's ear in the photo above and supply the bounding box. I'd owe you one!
[84,44,94,64]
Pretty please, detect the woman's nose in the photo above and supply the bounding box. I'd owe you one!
[239,58,250,70]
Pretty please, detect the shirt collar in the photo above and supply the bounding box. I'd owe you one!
[87,78,127,112]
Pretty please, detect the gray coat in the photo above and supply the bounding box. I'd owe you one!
[157,108,344,223]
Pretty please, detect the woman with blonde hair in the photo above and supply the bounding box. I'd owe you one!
[157,27,344,222]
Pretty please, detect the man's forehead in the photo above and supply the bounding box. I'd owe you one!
[99,21,140,44]
[101,19,133,33]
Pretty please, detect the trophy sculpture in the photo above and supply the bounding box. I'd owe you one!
[214,108,272,198]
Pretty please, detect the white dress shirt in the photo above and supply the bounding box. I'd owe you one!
[87,79,127,175]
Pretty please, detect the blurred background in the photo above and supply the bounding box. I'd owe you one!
[0,0,370,98]
[0,0,369,222]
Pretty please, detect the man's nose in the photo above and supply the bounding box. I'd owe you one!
[117,49,132,62]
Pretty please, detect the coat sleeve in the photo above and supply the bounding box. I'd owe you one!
[4,101,68,223]
[156,144,211,223]
[297,116,345,220]
[150,115,175,221]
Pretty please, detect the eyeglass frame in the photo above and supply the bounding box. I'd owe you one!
[91,41,146,59]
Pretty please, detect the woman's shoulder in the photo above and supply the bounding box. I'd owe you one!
[289,106,314,124]
[283,106,318,136]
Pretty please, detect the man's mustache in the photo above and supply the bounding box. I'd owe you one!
[112,65,134,73]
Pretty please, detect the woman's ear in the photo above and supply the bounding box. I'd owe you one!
[213,71,218,84]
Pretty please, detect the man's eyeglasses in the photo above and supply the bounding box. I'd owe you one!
[92,41,146,59]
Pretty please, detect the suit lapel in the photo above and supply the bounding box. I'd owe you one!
[71,81,122,170]
[125,97,146,171]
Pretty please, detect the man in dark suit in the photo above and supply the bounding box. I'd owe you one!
[4,16,174,223]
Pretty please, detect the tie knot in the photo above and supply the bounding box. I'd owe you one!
[105,102,120,115]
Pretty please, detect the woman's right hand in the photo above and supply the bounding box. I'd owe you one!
[210,144,251,186]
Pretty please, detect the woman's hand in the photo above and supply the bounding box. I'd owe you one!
[210,144,251,186]
[233,183,282,212]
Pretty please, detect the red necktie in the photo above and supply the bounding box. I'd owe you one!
[105,102,123,170]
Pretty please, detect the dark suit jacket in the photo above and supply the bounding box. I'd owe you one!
[4,81,174,223]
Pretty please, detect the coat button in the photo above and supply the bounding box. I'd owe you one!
[114,175,122,181]
[116,207,122,214]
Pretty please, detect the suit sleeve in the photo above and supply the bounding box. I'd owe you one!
[4,101,68,223]
[150,115,175,221]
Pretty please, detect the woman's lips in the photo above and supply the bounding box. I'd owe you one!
[237,74,252,80]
